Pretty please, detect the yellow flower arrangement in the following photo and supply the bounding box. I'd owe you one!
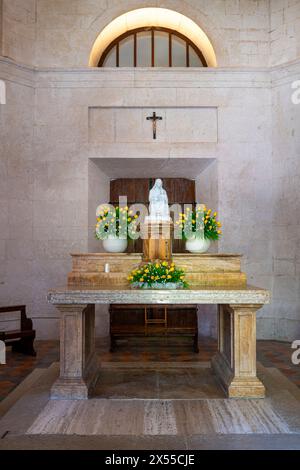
[128,261,188,289]
[95,205,139,241]
[176,205,222,241]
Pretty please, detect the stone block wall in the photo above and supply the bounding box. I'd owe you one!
[0,1,299,341]
[0,59,89,339]
[44,0,269,67]
[1,0,271,68]
[271,61,300,340]
[0,62,35,328]
[0,63,275,339]
[2,0,36,65]
[271,0,300,65]
[0,1,3,55]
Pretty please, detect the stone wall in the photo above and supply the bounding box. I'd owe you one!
[269,1,300,340]
[195,161,219,338]
[0,1,3,55]
[88,160,110,337]
[0,1,299,341]
[0,61,274,339]
[0,61,35,329]
[35,0,270,68]
[2,0,36,65]
[271,61,300,340]
[0,58,89,339]
[271,0,300,65]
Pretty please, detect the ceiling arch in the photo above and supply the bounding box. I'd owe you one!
[89,7,217,67]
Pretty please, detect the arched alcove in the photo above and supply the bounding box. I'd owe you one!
[89,8,217,67]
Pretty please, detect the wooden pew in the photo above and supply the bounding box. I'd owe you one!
[0,305,36,356]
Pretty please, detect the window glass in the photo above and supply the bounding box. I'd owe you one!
[137,31,152,67]
[154,31,169,67]
[119,35,134,67]
[172,34,186,66]
[100,28,206,68]
[189,46,203,67]
[103,46,116,67]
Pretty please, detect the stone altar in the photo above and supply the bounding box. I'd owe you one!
[48,279,270,400]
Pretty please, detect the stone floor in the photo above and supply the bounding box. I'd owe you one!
[0,359,299,450]
[2,434,300,450]
[1,337,299,402]
[0,337,300,450]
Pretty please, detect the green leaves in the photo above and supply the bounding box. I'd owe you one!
[95,206,139,241]
[176,206,222,241]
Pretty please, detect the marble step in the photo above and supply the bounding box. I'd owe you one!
[0,368,47,419]
[0,363,59,437]
[1,362,299,439]
[26,395,294,436]
[258,363,300,402]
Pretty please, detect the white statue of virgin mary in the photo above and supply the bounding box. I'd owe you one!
[145,179,171,222]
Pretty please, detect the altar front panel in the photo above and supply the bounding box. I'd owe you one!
[67,253,247,288]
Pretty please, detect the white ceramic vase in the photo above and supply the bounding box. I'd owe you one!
[185,237,211,254]
[102,237,128,253]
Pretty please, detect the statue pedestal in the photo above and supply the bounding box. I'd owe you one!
[141,221,173,262]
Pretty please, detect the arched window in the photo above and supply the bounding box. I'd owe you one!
[99,27,207,67]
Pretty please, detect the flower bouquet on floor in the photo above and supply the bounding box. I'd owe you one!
[128,261,189,289]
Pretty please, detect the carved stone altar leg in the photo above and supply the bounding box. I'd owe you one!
[211,304,265,398]
[51,304,98,399]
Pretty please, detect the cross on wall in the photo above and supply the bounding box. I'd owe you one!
[146,111,163,140]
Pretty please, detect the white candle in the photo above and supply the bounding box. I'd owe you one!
[104,263,110,273]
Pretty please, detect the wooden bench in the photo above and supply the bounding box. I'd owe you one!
[0,305,36,356]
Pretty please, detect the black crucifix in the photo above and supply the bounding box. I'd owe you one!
[146,111,162,140]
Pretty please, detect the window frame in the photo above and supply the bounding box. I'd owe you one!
[98,26,207,67]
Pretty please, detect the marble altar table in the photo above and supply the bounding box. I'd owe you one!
[47,284,270,400]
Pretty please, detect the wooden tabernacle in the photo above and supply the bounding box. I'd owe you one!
[141,221,173,262]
